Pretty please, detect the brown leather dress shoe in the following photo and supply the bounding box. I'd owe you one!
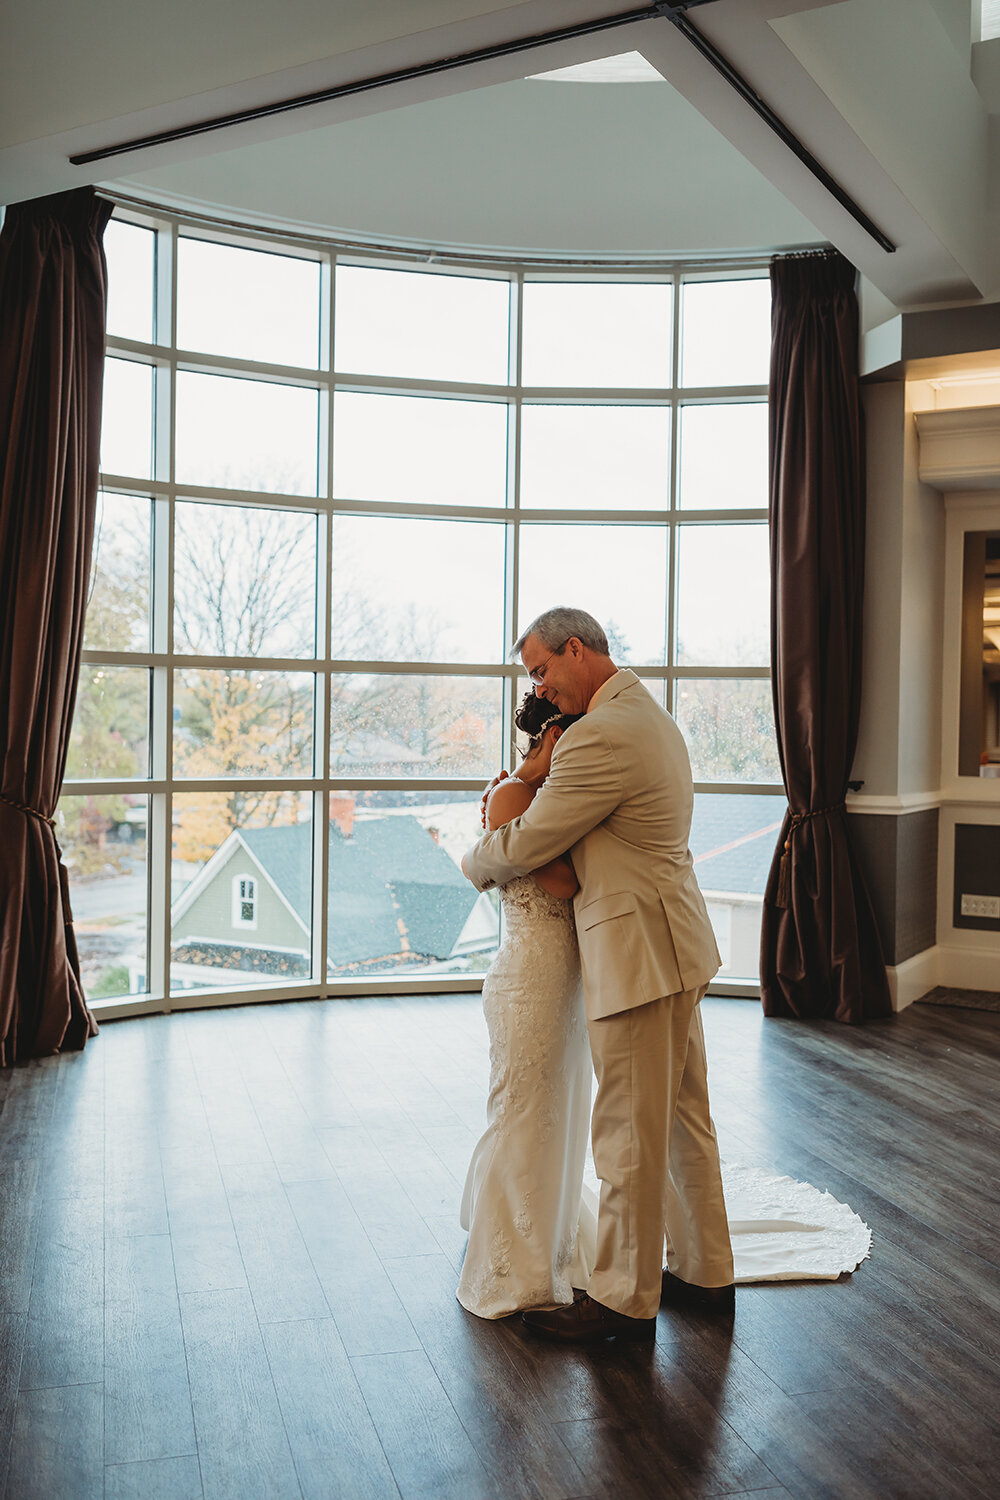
[660,1270,735,1312]
[522,1293,656,1344]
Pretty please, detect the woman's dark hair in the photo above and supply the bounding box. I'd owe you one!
[514,691,582,752]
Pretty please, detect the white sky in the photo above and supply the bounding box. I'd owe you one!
[99,229,772,671]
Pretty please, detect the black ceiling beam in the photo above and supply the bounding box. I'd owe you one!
[68,0,894,254]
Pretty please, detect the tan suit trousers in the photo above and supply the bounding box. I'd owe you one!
[586,987,734,1320]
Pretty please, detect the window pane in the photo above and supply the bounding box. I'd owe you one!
[521,283,672,388]
[85,492,151,652]
[177,237,321,367]
[105,219,155,343]
[692,792,786,982]
[68,665,149,779]
[175,372,319,495]
[327,790,496,977]
[333,392,508,507]
[681,279,770,388]
[518,524,668,665]
[331,675,504,777]
[101,359,153,478]
[519,405,670,510]
[675,524,770,666]
[57,793,148,999]
[174,503,317,657]
[675,679,781,783]
[331,517,506,663]
[171,790,312,991]
[335,265,509,384]
[173,670,314,777]
[679,403,768,510]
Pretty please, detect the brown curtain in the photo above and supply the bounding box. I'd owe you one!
[760,249,892,1024]
[0,187,112,1064]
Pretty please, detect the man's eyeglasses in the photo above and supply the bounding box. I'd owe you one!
[526,639,570,686]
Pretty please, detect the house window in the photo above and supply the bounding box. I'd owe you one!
[60,209,780,1009]
[232,875,257,929]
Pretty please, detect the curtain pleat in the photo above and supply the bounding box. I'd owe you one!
[0,187,112,1063]
[760,250,892,1024]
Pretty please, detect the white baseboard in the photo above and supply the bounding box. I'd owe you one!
[934,943,1000,994]
[885,947,939,1011]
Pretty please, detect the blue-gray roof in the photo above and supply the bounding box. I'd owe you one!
[689,794,786,897]
[240,817,477,972]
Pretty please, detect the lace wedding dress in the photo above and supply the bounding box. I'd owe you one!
[457,878,872,1318]
[457,875,597,1318]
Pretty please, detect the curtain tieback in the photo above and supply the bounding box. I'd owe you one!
[0,791,56,827]
[774,802,845,908]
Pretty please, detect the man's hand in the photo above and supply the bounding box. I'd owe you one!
[480,768,509,828]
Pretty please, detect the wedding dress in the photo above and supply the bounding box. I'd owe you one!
[457,875,596,1318]
[457,878,871,1318]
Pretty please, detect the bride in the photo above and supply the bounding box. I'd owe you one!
[457,691,595,1318]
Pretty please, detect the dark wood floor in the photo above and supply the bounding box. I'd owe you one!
[1,992,998,1500]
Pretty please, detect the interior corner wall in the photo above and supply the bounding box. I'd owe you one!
[898,382,946,794]
[853,380,906,796]
[850,378,945,1006]
[853,379,945,798]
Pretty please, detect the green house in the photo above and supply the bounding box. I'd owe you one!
[171,814,496,982]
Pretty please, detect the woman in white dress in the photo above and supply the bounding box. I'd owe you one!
[457,693,596,1319]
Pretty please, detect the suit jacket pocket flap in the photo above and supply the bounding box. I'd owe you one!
[579,891,637,929]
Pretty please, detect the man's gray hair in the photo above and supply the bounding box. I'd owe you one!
[512,607,610,660]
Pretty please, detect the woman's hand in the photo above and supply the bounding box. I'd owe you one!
[480,768,509,828]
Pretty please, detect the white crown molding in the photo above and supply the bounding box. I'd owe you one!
[915,405,1000,490]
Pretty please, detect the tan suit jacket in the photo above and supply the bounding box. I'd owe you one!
[464,670,721,1020]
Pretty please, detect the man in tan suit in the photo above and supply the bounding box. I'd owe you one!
[461,606,734,1343]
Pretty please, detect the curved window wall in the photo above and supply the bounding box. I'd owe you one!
[64,208,782,1017]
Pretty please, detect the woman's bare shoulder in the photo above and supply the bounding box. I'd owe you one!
[486,776,533,829]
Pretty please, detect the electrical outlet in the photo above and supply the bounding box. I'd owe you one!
[960,893,1000,919]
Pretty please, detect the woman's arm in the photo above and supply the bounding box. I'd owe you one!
[463,721,621,892]
[486,779,578,899]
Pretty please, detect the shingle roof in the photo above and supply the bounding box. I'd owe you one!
[240,816,477,971]
[690,794,786,897]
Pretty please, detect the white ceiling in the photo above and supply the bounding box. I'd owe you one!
[2,0,997,311]
[119,73,819,259]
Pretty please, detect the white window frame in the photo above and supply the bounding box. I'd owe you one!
[232,874,258,929]
[66,201,785,1020]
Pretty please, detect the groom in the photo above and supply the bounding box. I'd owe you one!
[461,607,734,1343]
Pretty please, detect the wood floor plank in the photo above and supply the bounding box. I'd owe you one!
[334,1159,442,1262]
[794,1385,987,1500]
[725,1282,857,1397]
[262,1316,401,1500]
[666,1327,895,1500]
[104,1231,197,1467]
[221,1160,330,1324]
[5,1380,104,1500]
[179,1286,302,1500]
[20,1191,104,1391]
[0,1059,61,1160]
[540,1317,777,1498]
[161,1146,248,1297]
[349,1347,500,1500]
[0,1313,26,1494]
[385,1250,588,1500]
[283,1177,420,1358]
[0,1159,41,1316]
[104,1454,205,1500]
